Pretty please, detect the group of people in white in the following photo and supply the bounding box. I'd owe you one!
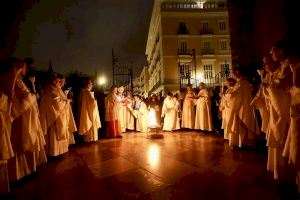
[0,59,101,193]
[0,39,299,194]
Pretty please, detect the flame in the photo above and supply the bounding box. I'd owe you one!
[148,108,158,128]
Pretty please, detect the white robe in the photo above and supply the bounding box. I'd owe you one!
[78,89,101,142]
[283,63,300,191]
[133,101,148,132]
[181,91,195,129]
[220,87,234,140]
[226,78,259,147]
[265,60,292,180]
[251,75,271,134]
[39,87,76,157]
[125,97,135,130]
[194,89,213,131]
[0,93,14,193]
[8,77,46,181]
[162,97,180,131]
[117,94,126,132]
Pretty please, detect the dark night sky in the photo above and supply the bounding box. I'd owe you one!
[14,0,153,78]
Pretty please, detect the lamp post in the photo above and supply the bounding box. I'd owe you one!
[97,76,107,90]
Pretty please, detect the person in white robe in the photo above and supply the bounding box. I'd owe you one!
[220,78,236,140]
[117,86,126,132]
[161,92,180,131]
[105,86,122,138]
[124,92,135,130]
[263,42,293,181]
[181,85,196,129]
[0,58,22,194]
[39,75,76,157]
[283,47,300,192]
[251,56,276,134]
[194,83,213,131]
[57,76,76,145]
[225,66,259,148]
[8,60,47,181]
[133,95,148,132]
[78,79,101,142]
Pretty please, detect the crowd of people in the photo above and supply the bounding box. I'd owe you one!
[0,39,300,194]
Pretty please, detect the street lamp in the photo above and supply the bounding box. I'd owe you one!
[97,76,106,87]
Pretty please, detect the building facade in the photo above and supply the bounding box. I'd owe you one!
[146,0,231,94]
[139,66,149,98]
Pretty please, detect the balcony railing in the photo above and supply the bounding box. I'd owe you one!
[200,28,213,35]
[201,49,215,55]
[177,29,189,35]
[178,49,191,55]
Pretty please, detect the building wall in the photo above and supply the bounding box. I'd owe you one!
[146,0,232,94]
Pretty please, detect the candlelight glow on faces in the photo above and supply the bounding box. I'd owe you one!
[148,144,160,168]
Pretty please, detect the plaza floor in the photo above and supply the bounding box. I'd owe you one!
[2,131,293,200]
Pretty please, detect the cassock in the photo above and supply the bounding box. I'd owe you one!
[133,101,148,132]
[265,59,292,180]
[8,76,46,181]
[78,89,101,142]
[283,63,300,191]
[194,89,213,131]
[39,86,76,157]
[181,91,195,129]
[0,93,14,193]
[105,93,122,137]
[225,78,259,147]
[124,97,135,130]
[162,96,180,131]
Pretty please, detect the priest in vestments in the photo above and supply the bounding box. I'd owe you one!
[283,50,300,192]
[124,92,135,131]
[78,80,101,142]
[181,85,196,129]
[161,92,180,131]
[8,60,47,181]
[220,78,236,140]
[105,86,122,138]
[133,95,148,132]
[117,86,126,133]
[194,83,213,131]
[0,58,22,193]
[264,42,293,181]
[226,66,259,148]
[39,76,76,157]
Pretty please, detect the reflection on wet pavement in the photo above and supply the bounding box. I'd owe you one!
[3,131,283,200]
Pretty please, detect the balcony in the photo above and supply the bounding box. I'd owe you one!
[177,49,191,55]
[201,49,215,55]
[177,28,189,35]
[177,49,193,63]
[200,28,213,35]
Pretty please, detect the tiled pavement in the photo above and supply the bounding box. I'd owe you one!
[1,131,294,200]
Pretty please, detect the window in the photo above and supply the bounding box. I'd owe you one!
[202,21,209,31]
[178,22,188,34]
[180,41,187,53]
[220,40,227,51]
[204,64,213,79]
[221,64,230,78]
[219,21,226,31]
[203,41,211,50]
